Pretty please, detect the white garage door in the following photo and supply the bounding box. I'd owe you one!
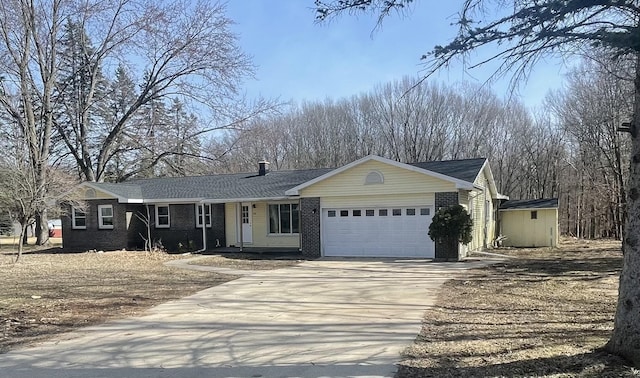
[322,207,434,257]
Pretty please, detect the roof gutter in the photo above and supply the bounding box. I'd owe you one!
[499,207,557,211]
[201,196,294,204]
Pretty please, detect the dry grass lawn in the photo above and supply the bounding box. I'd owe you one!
[190,253,306,270]
[0,249,237,353]
[0,236,62,247]
[2,236,637,377]
[397,239,638,377]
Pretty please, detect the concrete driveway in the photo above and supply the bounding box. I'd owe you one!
[0,258,493,378]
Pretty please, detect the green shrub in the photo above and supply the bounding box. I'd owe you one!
[428,204,473,245]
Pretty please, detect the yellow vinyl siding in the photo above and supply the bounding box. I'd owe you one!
[224,203,237,246]
[252,202,300,247]
[458,191,469,206]
[224,202,300,248]
[321,193,434,208]
[475,171,494,250]
[500,208,558,247]
[465,169,495,252]
[299,160,457,198]
[467,190,484,252]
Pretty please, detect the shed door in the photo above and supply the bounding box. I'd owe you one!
[322,207,434,257]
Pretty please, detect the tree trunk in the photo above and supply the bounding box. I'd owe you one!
[16,223,27,263]
[34,211,49,246]
[606,54,640,365]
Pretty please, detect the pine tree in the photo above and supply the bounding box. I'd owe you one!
[54,19,109,182]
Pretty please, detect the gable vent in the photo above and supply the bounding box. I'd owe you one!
[365,171,384,185]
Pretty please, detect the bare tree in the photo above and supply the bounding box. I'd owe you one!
[48,0,255,182]
[0,161,39,262]
[550,57,632,238]
[0,154,83,262]
[0,0,65,244]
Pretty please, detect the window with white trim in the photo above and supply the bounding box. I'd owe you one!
[71,207,86,229]
[196,204,212,228]
[98,205,114,229]
[268,203,299,234]
[155,205,170,228]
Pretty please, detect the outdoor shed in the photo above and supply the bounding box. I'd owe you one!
[499,198,559,248]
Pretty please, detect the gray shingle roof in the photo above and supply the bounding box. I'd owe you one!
[89,182,143,199]
[88,157,487,202]
[409,158,486,183]
[93,168,333,201]
[500,198,558,210]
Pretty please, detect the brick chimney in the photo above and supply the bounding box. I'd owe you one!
[258,159,270,176]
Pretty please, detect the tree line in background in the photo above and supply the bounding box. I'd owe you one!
[207,55,633,241]
[0,1,632,245]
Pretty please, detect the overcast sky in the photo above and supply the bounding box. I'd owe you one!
[226,1,569,109]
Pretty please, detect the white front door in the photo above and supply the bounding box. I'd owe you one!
[240,203,252,244]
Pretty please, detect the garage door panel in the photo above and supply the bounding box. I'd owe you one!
[322,207,434,258]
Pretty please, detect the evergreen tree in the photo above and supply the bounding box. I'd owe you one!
[54,19,109,181]
[100,65,138,182]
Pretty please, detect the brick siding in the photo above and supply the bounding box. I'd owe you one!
[435,192,459,210]
[300,197,321,258]
[208,203,226,248]
[434,192,461,261]
[63,201,227,252]
[62,199,128,251]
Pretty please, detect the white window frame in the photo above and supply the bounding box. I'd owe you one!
[195,204,212,228]
[268,203,300,234]
[155,205,170,228]
[97,204,114,229]
[71,207,86,230]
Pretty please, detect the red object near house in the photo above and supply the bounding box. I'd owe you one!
[48,220,62,238]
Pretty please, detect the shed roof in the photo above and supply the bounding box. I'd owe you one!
[500,198,559,210]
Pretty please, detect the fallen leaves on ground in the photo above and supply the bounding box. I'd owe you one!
[397,239,639,378]
[189,253,305,270]
[0,249,237,353]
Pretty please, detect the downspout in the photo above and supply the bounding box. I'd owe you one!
[237,202,243,252]
[298,200,303,252]
[483,186,488,249]
[195,203,207,253]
